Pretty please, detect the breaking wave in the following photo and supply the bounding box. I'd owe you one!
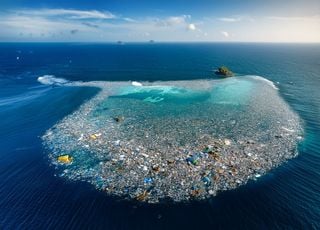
[37,75,69,86]
[250,75,279,90]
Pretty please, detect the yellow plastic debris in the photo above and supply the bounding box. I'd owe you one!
[57,155,73,164]
[90,133,101,140]
[136,190,149,201]
[90,134,97,140]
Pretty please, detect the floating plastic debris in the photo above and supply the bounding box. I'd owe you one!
[144,177,153,184]
[224,139,231,146]
[113,116,124,122]
[152,165,160,172]
[41,76,303,203]
[187,155,200,166]
[136,190,149,201]
[202,176,211,186]
[57,155,73,164]
[90,133,101,140]
[114,140,120,146]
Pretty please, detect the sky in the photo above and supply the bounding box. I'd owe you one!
[0,0,319,42]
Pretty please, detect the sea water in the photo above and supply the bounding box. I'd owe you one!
[1,43,320,228]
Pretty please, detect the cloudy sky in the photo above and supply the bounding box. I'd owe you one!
[0,0,319,42]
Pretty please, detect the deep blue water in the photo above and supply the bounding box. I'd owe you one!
[0,43,320,229]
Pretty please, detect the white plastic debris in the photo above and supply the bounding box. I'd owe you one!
[224,139,231,146]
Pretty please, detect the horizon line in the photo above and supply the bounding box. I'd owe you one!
[1,41,320,44]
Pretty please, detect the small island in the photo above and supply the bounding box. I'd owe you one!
[215,66,233,77]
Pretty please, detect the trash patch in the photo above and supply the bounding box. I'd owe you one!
[42,76,303,203]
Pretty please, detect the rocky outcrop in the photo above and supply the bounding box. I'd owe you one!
[215,66,233,77]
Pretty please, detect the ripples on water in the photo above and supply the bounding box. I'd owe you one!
[0,43,319,229]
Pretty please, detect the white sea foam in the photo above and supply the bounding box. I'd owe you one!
[131,81,143,86]
[250,75,279,90]
[37,75,69,85]
[37,74,278,92]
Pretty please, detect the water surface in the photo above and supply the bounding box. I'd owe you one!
[0,43,319,229]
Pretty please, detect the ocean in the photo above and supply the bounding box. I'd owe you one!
[0,43,319,229]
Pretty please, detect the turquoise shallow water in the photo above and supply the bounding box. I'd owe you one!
[0,43,320,229]
[116,85,211,104]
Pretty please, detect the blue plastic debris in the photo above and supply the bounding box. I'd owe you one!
[144,177,153,184]
[186,154,200,165]
[202,176,211,186]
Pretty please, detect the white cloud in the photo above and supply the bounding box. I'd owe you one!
[155,15,190,27]
[82,22,99,28]
[1,7,319,42]
[217,16,254,23]
[0,15,96,41]
[0,11,203,42]
[154,15,199,33]
[218,17,241,22]
[1,15,72,32]
[221,31,229,38]
[187,23,196,31]
[266,15,320,21]
[15,9,116,19]
[123,17,137,22]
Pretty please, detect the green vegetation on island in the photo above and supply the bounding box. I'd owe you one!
[215,66,233,77]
